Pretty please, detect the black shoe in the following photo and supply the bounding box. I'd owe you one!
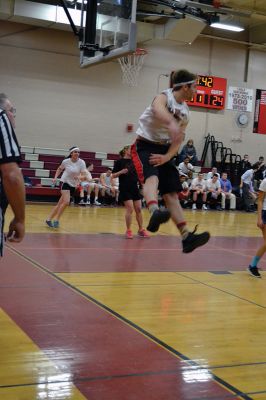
[147,209,171,232]
[182,225,210,253]
[248,265,261,278]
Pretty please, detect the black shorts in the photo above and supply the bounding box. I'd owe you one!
[61,182,76,195]
[131,140,182,195]
[119,185,142,203]
[262,210,266,224]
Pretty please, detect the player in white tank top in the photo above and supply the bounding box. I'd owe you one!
[136,88,190,144]
[131,69,210,253]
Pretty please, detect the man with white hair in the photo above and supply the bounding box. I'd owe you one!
[0,93,25,255]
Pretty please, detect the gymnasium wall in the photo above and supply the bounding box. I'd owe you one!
[0,21,265,162]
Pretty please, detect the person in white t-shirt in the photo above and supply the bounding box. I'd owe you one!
[100,168,119,205]
[78,163,101,206]
[206,174,222,210]
[178,156,194,179]
[191,173,207,210]
[46,146,86,228]
[206,167,220,180]
[248,177,266,278]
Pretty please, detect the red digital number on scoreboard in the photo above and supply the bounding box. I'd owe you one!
[170,73,227,110]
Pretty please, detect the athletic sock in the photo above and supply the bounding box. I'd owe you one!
[147,200,159,214]
[177,221,189,240]
[250,255,261,268]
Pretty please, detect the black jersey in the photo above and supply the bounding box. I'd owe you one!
[113,158,138,191]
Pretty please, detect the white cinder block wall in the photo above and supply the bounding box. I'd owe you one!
[0,21,265,162]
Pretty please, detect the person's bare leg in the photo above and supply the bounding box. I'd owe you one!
[94,185,99,199]
[144,176,171,232]
[133,200,143,230]
[47,195,64,220]
[53,191,70,221]
[256,227,266,258]
[249,226,266,278]
[124,200,134,230]
[163,192,189,238]
[79,187,85,204]
[143,176,159,213]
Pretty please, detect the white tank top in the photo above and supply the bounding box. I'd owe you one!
[136,89,190,143]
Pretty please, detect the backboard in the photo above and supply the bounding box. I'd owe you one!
[79,0,137,67]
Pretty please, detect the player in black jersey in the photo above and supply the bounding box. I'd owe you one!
[112,146,149,239]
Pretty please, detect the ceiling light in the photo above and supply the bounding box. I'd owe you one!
[210,22,244,32]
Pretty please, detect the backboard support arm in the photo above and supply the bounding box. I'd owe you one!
[59,0,82,39]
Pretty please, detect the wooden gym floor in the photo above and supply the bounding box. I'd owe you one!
[1,204,266,400]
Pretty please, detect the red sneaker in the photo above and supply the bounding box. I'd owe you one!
[125,230,133,239]
[138,229,150,238]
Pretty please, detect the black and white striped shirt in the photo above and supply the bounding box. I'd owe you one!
[0,108,21,256]
[0,109,21,164]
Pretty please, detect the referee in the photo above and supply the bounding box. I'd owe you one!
[0,93,25,256]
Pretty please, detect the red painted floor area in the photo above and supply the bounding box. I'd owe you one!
[0,246,246,400]
[13,233,264,272]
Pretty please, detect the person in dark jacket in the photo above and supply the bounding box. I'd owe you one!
[179,139,198,164]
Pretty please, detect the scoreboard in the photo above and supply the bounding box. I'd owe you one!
[170,73,227,110]
[188,75,227,110]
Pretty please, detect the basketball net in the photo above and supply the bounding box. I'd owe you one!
[118,48,148,87]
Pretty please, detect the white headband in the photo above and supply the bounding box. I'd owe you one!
[173,79,196,88]
[69,147,80,154]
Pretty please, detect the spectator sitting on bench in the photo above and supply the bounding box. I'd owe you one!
[206,173,222,210]
[179,138,198,165]
[78,162,101,206]
[100,167,119,205]
[178,173,191,207]
[220,172,236,210]
[191,172,207,210]
[178,156,194,180]
[206,167,220,180]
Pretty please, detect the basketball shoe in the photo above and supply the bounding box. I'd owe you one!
[182,225,210,253]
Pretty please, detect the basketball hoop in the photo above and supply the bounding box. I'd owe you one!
[118,48,148,87]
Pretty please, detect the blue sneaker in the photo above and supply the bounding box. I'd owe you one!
[53,220,59,228]
[46,220,54,228]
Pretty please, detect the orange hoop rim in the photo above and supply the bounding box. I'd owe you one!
[134,48,148,56]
